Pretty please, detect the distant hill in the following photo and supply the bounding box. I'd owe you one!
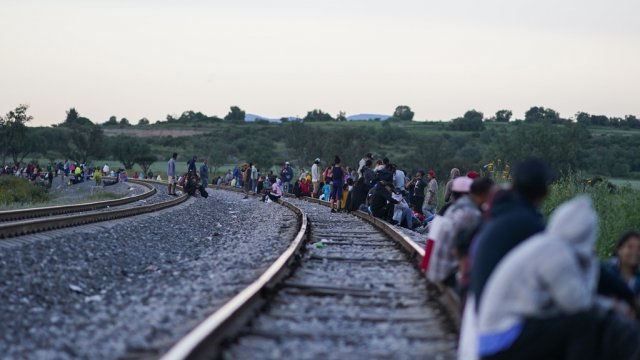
[244,113,390,122]
[245,114,281,123]
[347,114,390,121]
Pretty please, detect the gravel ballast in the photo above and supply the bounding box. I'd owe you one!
[0,189,297,359]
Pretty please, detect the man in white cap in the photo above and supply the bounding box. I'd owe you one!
[311,158,320,198]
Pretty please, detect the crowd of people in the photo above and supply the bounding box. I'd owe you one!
[208,153,640,360]
[0,160,151,188]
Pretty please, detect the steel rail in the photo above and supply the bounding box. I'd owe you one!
[0,180,187,239]
[161,187,308,360]
[0,179,156,222]
[161,186,460,360]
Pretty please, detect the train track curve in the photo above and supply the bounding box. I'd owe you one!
[0,179,188,239]
[162,187,459,360]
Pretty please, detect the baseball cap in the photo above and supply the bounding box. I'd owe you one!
[452,177,473,193]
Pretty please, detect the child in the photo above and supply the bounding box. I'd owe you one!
[321,181,331,201]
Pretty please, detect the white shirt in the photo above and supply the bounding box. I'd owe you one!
[103,165,109,173]
[311,163,320,182]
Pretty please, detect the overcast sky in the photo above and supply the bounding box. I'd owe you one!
[1,0,639,126]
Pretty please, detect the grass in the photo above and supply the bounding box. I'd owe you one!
[85,192,121,202]
[542,176,640,258]
[0,176,50,208]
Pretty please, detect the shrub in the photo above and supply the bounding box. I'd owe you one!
[0,176,50,207]
[542,175,640,258]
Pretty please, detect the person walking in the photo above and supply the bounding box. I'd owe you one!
[167,153,177,196]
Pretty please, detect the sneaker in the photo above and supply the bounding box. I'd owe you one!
[330,209,337,213]
[243,195,248,199]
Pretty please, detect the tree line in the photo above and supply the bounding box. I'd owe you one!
[2,104,639,180]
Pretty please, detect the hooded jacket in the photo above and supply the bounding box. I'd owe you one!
[477,196,599,356]
[444,168,460,203]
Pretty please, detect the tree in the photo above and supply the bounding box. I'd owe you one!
[110,136,151,170]
[490,122,588,173]
[134,152,156,176]
[224,106,246,122]
[0,104,34,165]
[66,125,105,162]
[303,109,333,122]
[495,109,512,122]
[576,112,591,126]
[391,105,414,121]
[525,106,561,123]
[62,108,93,126]
[104,116,118,126]
[137,118,150,126]
[119,118,131,127]
[449,110,485,131]
[625,115,640,129]
[336,111,347,122]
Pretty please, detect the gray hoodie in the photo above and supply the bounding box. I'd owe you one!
[477,196,598,356]
[444,168,460,203]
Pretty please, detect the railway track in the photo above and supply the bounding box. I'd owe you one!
[162,188,458,360]
[0,179,155,222]
[0,180,188,239]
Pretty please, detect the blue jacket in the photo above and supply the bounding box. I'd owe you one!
[281,166,293,182]
[471,191,545,309]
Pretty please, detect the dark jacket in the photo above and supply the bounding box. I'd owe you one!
[471,191,545,309]
[369,185,398,219]
[347,180,369,211]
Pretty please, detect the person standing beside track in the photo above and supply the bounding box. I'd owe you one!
[329,156,345,213]
[311,158,321,198]
[167,153,178,196]
[242,163,251,199]
[200,159,209,187]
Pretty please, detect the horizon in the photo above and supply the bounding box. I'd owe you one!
[2,0,639,126]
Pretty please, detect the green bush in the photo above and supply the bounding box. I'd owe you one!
[0,176,49,207]
[542,175,640,258]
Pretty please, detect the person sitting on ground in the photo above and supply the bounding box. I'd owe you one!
[471,158,552,309]
[346,177,368,212]
[424,176,476,287]
[392,189,414,229]
[321,181,330,201]
[299,177,311,198]
[361,159,376,188]
[601,230,640,312]
[369,181,399,223]
[477,196,640,360]
[340,182,350,211]
[261,177,283,203]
